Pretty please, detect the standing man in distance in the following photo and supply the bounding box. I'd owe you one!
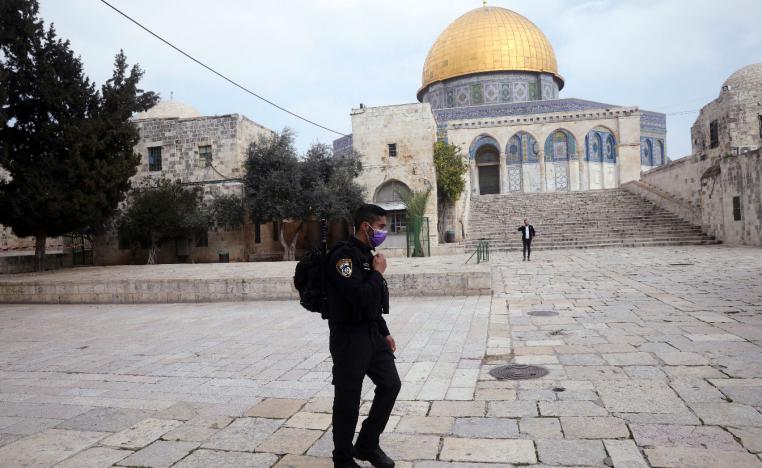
[518,218,536,261]
[326,204,400,468]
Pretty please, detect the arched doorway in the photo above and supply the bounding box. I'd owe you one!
[373,180,412,248]
[476,146,500,195]
[470,135,501,195]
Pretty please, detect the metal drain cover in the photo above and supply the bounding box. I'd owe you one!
[489,364,549,380]
[528,310,558,317]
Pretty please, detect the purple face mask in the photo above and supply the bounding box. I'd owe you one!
[367,225,388,248]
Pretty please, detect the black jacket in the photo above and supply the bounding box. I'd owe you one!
[325,237,390,336]
[518,224,535,240]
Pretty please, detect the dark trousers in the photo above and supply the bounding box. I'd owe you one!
[522,238,532,258]
[330,321,401,462]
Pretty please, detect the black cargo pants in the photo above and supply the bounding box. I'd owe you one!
[329,321,401,463]
[522,238,532,258]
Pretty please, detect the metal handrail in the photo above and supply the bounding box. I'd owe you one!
[465,239,490,264]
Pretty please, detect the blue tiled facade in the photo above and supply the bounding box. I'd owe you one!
[420,72,560,110]
[544,129,577,161]
[641,136,666,166]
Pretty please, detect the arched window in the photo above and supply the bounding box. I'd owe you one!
[544,130,577,161]
[507,132,538,164]
[374,180,412,204]
[654,140,667,166]
[641,138,653,166]
[586,128,616,163]
[605,134,616,162]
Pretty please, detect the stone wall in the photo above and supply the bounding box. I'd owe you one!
[93,114,282,265]
[691,65,762,159]
[636,149,762,246]
[350,103,440,245]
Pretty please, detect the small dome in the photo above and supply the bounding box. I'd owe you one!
[419,6,562,98]
[721,63,762,96]
[134,100,201,120]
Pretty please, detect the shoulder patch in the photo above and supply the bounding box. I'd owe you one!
[336,258,353,278]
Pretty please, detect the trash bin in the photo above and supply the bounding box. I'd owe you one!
[445,230,455,243]
[218,252,229,263]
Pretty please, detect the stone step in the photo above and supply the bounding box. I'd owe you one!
[467,188,715,251]
[465,235,717,248]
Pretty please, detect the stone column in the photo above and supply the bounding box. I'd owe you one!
[470,162,479,195]
[499,150,508,193]
[539,150,547,192]
[617,114,643,185]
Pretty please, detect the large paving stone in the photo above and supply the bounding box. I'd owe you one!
[173,449,278,468]
[538,401,608,417]
[396,416,454,434]
[450,417,519,438]
[630,423,744,450]
[440,437,536,464]
[596,380,688,413]
[55,407,152,432]
[101,417,183,449]
[116,440,199,468]
[273,454,333,467]
[560,417,629,439]
[201,417,283,452]
[54,446,132,468]
[486,400,537,417]
[645,446,762,468]
[0,429,107,467]
[728,426,762,453]
[378,433,440,461]
[245,399,307,419]
[690,402,762,427]
[536,439,606,466]
[604,440,649,468]
[519,417,563,439]
[430,401,485,417]
[285,412,332,430]
[256,427,323,455]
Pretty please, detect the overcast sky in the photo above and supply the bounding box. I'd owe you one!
[38,0,762,159]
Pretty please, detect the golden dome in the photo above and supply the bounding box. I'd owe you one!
[419,6,562,97]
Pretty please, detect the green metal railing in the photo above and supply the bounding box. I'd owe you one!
[466,239,490,264]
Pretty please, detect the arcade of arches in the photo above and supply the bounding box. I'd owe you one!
[468,127,623,195]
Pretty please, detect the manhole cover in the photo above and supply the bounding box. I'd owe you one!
[489,364,549,380]
[528,310,558,317]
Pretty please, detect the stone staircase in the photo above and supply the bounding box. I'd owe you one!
[465,188,720,251]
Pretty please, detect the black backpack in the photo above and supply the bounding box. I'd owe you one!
[294,246,329,318]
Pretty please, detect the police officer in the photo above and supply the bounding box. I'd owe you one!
[326,204,400,468]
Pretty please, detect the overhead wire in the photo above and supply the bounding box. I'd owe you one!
[98,0,347,137]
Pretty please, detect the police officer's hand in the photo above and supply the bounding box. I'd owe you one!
[385,335,396,353]
[373,253,387,275]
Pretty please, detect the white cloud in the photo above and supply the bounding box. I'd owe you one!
[38,0,762,157]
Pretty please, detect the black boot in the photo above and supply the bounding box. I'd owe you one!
[354,446,395,468]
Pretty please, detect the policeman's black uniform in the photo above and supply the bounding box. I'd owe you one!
[325,236,401,464]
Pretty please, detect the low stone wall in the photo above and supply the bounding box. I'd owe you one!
[632,149,762,246]
[0,257,491,304]
[0,252,68,275]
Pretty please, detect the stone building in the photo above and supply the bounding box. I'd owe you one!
[628,63,762,246]
[336,5,668,243]
[691,63,762,159]
[94,100,282,265]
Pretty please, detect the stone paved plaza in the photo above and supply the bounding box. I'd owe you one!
[0,245,761,467]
